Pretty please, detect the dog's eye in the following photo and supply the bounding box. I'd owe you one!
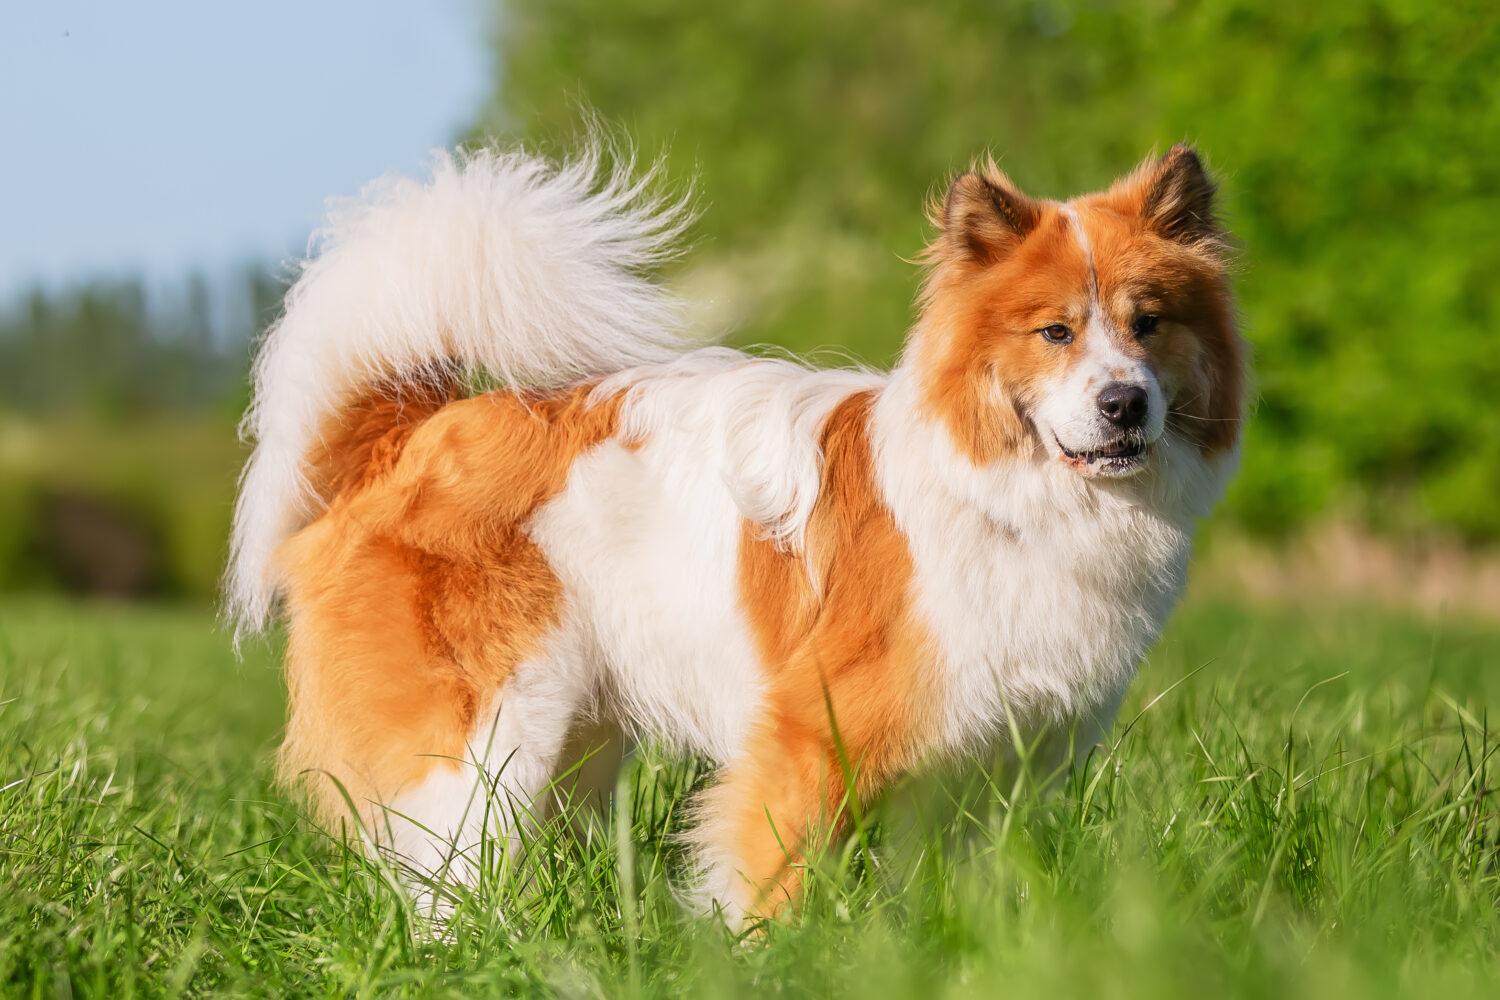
[1039,324,1074,345]
[1132,314,1160,336]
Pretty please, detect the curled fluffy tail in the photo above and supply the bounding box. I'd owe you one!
[227,145,693,633]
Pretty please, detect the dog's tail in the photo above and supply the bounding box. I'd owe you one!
[227,145,693,634]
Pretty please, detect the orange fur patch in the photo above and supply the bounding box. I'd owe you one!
[723,391,939,916]
[274,383,622,826]
[303,369,462,507]
[917,203,1094,464]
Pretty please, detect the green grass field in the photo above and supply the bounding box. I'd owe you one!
[3,593,1498,998]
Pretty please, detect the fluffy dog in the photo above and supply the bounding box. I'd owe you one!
[228,143,1245,922]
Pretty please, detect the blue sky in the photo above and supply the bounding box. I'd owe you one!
[0,1,491,298]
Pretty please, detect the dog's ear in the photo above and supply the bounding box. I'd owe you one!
[937,164,1039,265]
[1115,144,1222,248]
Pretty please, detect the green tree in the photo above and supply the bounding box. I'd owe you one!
[476,0,1500,539]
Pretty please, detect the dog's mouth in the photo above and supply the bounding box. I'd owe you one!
[1055,435,1152,476]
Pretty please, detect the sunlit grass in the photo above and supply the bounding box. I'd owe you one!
[2,595,1498,997]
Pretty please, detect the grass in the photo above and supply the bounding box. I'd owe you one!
[2,592,1499,998]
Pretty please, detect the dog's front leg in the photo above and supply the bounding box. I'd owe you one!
[685,726,848,927]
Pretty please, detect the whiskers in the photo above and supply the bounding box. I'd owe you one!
[1166,392,1237,430]
[1167,410,1237,424]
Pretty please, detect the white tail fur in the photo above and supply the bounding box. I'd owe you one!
[227,145,694,633]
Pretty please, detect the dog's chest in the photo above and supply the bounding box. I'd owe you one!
[900,483,1193,755]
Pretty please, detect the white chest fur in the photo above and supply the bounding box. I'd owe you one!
[871,369,1223,756]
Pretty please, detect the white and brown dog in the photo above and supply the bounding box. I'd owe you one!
[228,144,1245,922]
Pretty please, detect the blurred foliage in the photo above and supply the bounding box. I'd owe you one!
[3,0,1498,600]
[0,275,271,419]
[479,0,1500,540]
[0,418,243,598]
[0,277,261,597]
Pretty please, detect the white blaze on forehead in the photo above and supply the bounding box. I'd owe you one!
[1060,204,1130,371]
[1032,203,1168,453]
[1060,204,1099,303]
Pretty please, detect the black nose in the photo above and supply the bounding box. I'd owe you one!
[1097,383,1149,429]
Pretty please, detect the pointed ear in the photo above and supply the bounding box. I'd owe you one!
[1144,145,1219,242]
[937,165,1039,265]
[1119,144,1221,246]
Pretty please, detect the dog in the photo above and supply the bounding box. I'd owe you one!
[228,143,1245,923]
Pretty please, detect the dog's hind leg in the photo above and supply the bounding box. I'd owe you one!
[380,642,592,913]
[275,505,586,918]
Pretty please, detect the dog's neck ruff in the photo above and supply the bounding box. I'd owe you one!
[870,362,1232,756]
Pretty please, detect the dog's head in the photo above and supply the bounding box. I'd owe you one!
[911,146,1245,483]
